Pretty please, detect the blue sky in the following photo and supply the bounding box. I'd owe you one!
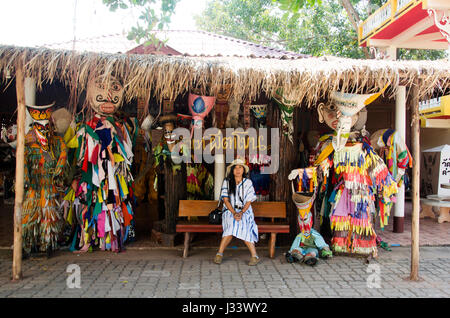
[0,0,208,47]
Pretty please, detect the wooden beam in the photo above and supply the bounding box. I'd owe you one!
[368,34,448,50]
[391,16,434,44]
[421,118,450,128]
[12,63,26,281]
[410,81,421,281]
[411,32,446,42]
[397,40,449,50]
[423,0,450,10]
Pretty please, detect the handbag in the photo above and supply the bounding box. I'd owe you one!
[208,199,223,225]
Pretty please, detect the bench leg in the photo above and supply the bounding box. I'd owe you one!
[183,232,190,258]
[269,233,276,259]
[420,205,435,219]
[438,207,450,224]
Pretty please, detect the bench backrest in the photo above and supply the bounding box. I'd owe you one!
[178,200,286,218]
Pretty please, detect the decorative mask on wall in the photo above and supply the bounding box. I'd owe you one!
[26,102,55,152]
[249,104,267,128]
[188,93,216,135]
[158,113,178,152]
[87,75,124,116]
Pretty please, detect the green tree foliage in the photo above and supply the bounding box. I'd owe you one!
[102,0,447,60]
[195,0,446,60]
[103,0,180,45]
[195,0,366,58]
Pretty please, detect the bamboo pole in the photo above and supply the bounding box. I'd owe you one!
[410,81,420,281]
[12,63,26,281]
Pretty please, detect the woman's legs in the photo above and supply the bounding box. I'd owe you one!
[218,235,233,254]
[244,240,257,257]
[218,236,258,258]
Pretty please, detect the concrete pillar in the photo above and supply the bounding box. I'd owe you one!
[394,85,406,233]
[214,153,225,200]
[24,77,36,105]
[24,77,36,134]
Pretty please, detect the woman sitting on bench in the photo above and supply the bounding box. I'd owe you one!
[214,158,260,266]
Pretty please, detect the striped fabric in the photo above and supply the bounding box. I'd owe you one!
[220,178,259,243]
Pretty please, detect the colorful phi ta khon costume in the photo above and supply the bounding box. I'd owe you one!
[63,74,138,253]
[314,132,398,256]
[64,114,138,253]
[22,103,68,254]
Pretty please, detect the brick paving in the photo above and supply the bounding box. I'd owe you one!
[1,199,448,300]
[0,246,449,298]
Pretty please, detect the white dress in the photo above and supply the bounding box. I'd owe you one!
[220,178,258,243]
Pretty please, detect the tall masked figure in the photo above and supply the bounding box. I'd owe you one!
[287,167,332,266]
[63,74,138,253]
[314,86,397,257]
[22,102,68,257]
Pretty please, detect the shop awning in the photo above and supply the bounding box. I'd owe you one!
[358,0,450,50]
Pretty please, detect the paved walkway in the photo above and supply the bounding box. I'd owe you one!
[0,246,449,298]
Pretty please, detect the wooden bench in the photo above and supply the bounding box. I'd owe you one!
[176,200,289,258]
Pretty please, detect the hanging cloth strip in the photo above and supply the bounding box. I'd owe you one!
[288,167,319,193]
[273,90,296,144]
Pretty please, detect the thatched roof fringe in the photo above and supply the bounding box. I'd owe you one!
[0,46,449,112]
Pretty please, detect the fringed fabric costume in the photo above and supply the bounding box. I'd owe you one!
[314,133,398,256]
[287,167,332,265]
[63,114,138,252]
[186,163,214,200]
[371,128,412,187]
[22,125,68,253]
[248,154,271,200]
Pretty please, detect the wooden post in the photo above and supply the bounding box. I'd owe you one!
[183,232,190,258]
[410,82,420,281]
[12,63,26,281]
[163,161,186,235]
[268,101,298,244]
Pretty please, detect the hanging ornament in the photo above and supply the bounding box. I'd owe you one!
[249,104,267,128]
[188,93,216,135]
[273,89,297,144]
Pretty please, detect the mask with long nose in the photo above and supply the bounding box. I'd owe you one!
[318,84,388,151]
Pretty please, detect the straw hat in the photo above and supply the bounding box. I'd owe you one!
[226,158,249,176]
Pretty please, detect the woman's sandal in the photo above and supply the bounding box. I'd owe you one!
[248,256,260,266]
[213,254,223,264]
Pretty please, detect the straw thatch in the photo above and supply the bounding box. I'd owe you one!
[1,45,449,112]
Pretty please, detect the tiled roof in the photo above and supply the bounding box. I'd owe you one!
[42,30,308,59]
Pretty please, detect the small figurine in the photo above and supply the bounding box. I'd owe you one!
[286,168,332,266]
